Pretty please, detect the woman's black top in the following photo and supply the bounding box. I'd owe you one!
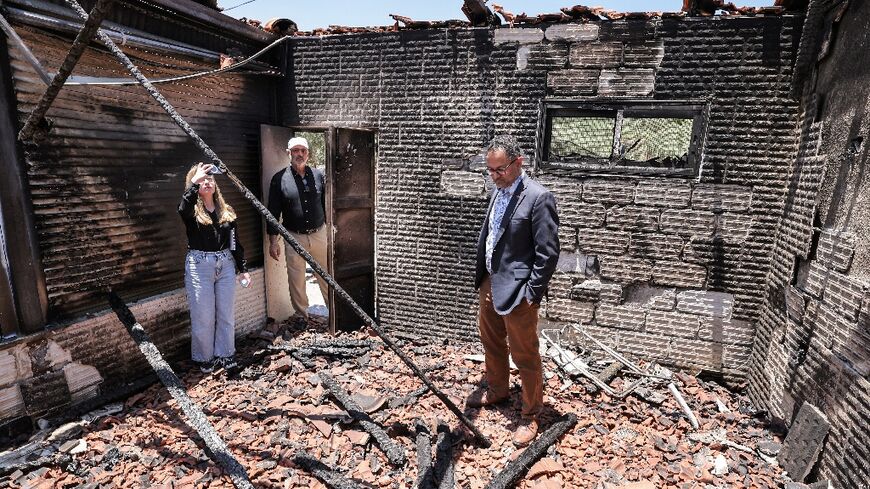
[178,183,247,273]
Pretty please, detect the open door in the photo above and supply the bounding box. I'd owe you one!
[328,128,376,332]
[259,124,295,323]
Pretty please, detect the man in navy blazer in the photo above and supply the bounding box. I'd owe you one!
[467,134,559,447]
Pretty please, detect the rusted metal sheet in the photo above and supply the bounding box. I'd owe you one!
[6,23,273,320]
[329,128,375,333]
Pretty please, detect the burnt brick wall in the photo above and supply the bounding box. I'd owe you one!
[287,16,801,381]
[747,2,870,487]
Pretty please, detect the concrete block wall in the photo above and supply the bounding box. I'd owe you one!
[288,15,801,382]
[747,2,870,487]
[0,269,265,422]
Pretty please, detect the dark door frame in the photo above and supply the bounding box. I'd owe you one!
[0,33,48,336]
[286,125,378,334]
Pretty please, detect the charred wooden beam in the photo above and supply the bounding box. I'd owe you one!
[63,0,491,448]
[433,422,456,489]
[318,372,407,467]
[107,292,253,489]
[293,452,368,489]
[461,0,499,26]
[414,419,434,489]
[484,414,577,489]
[17,0,114,141]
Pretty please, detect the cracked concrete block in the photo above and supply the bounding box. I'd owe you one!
[815,229,856,273]
[786,285,807,323]
[547,69,600,96]
[629,233,684,261]
[578,228,630,255]
[622,40,665,68]
[607,206,660,232]
[676,290,734,319]
[634,180,691,208]
[660,208,717,237]
[545,23,599,42]
[779,402,830,483]
[571,280,622,303]
[548,272,576,300]
[0,385,25,419]
[698,317,755,345]
[598,68,656,96]
[646,310,701,339]
[596,304,646,331]
[562,202,606,229]
[0,346,33,388]
[568,41,622,67]
[691,184,752,212]
[559,226,578,251]
[715,213,752,242]
[494,27,544,44]
[624,284,676,311]
[547,298,595,324]
[517,43,568,71]
[63,362,103,403]
[804,261,865,321]
[599,255,653,284]
[652,260,707,288]
[440,170,487,197]
[557,252,597,276]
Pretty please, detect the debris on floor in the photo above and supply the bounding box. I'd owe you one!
[1,317,791,488]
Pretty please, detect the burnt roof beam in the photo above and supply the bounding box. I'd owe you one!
[17,0,114,141]
[461,0,499,26]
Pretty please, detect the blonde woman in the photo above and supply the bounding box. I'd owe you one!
[178,162,251,373]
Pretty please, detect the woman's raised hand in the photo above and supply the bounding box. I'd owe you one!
[191,162,216,184]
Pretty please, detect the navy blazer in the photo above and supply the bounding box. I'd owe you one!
[475,176,559,315]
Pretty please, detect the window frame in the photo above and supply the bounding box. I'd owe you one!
[536,99,709,177]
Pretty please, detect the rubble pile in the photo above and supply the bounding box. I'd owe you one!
[3,319,787,488]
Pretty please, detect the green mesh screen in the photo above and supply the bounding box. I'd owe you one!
[549,116,615,160]
[620,117,693,164]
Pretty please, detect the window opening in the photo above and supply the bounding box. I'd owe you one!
[539,100,707,176]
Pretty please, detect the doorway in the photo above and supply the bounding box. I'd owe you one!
[259,125,377,333]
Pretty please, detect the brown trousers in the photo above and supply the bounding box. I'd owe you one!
[477,275,544,418]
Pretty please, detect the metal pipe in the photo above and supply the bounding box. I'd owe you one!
[667,382,700,429]
[17,0,115,141]
[0,12,52,85]
[61,0,492,448]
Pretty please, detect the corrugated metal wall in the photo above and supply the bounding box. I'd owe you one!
[6,23,274,320]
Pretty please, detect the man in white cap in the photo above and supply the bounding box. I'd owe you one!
[266,136,329,318]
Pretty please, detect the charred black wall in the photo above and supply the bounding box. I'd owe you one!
[748,1,870,486]
[0,8,272,423]
[286,16,802,382]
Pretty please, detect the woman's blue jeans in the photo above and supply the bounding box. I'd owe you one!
[184,249,236,363]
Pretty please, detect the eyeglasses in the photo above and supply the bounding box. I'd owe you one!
[485,158,519,176]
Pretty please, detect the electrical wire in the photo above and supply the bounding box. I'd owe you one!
[221,0,258,12]
[64,34,290,85]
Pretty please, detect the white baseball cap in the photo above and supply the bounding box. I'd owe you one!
[287,136,309,150]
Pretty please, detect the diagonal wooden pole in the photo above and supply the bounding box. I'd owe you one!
[17,0,115,141]
[107,291,253,489]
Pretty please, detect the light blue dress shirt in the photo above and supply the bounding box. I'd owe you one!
[486,171,525,274]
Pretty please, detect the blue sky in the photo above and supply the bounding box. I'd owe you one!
[218,1,775,30]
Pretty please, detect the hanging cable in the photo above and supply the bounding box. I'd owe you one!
[221,0,258,12]
[65,33,290,85]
